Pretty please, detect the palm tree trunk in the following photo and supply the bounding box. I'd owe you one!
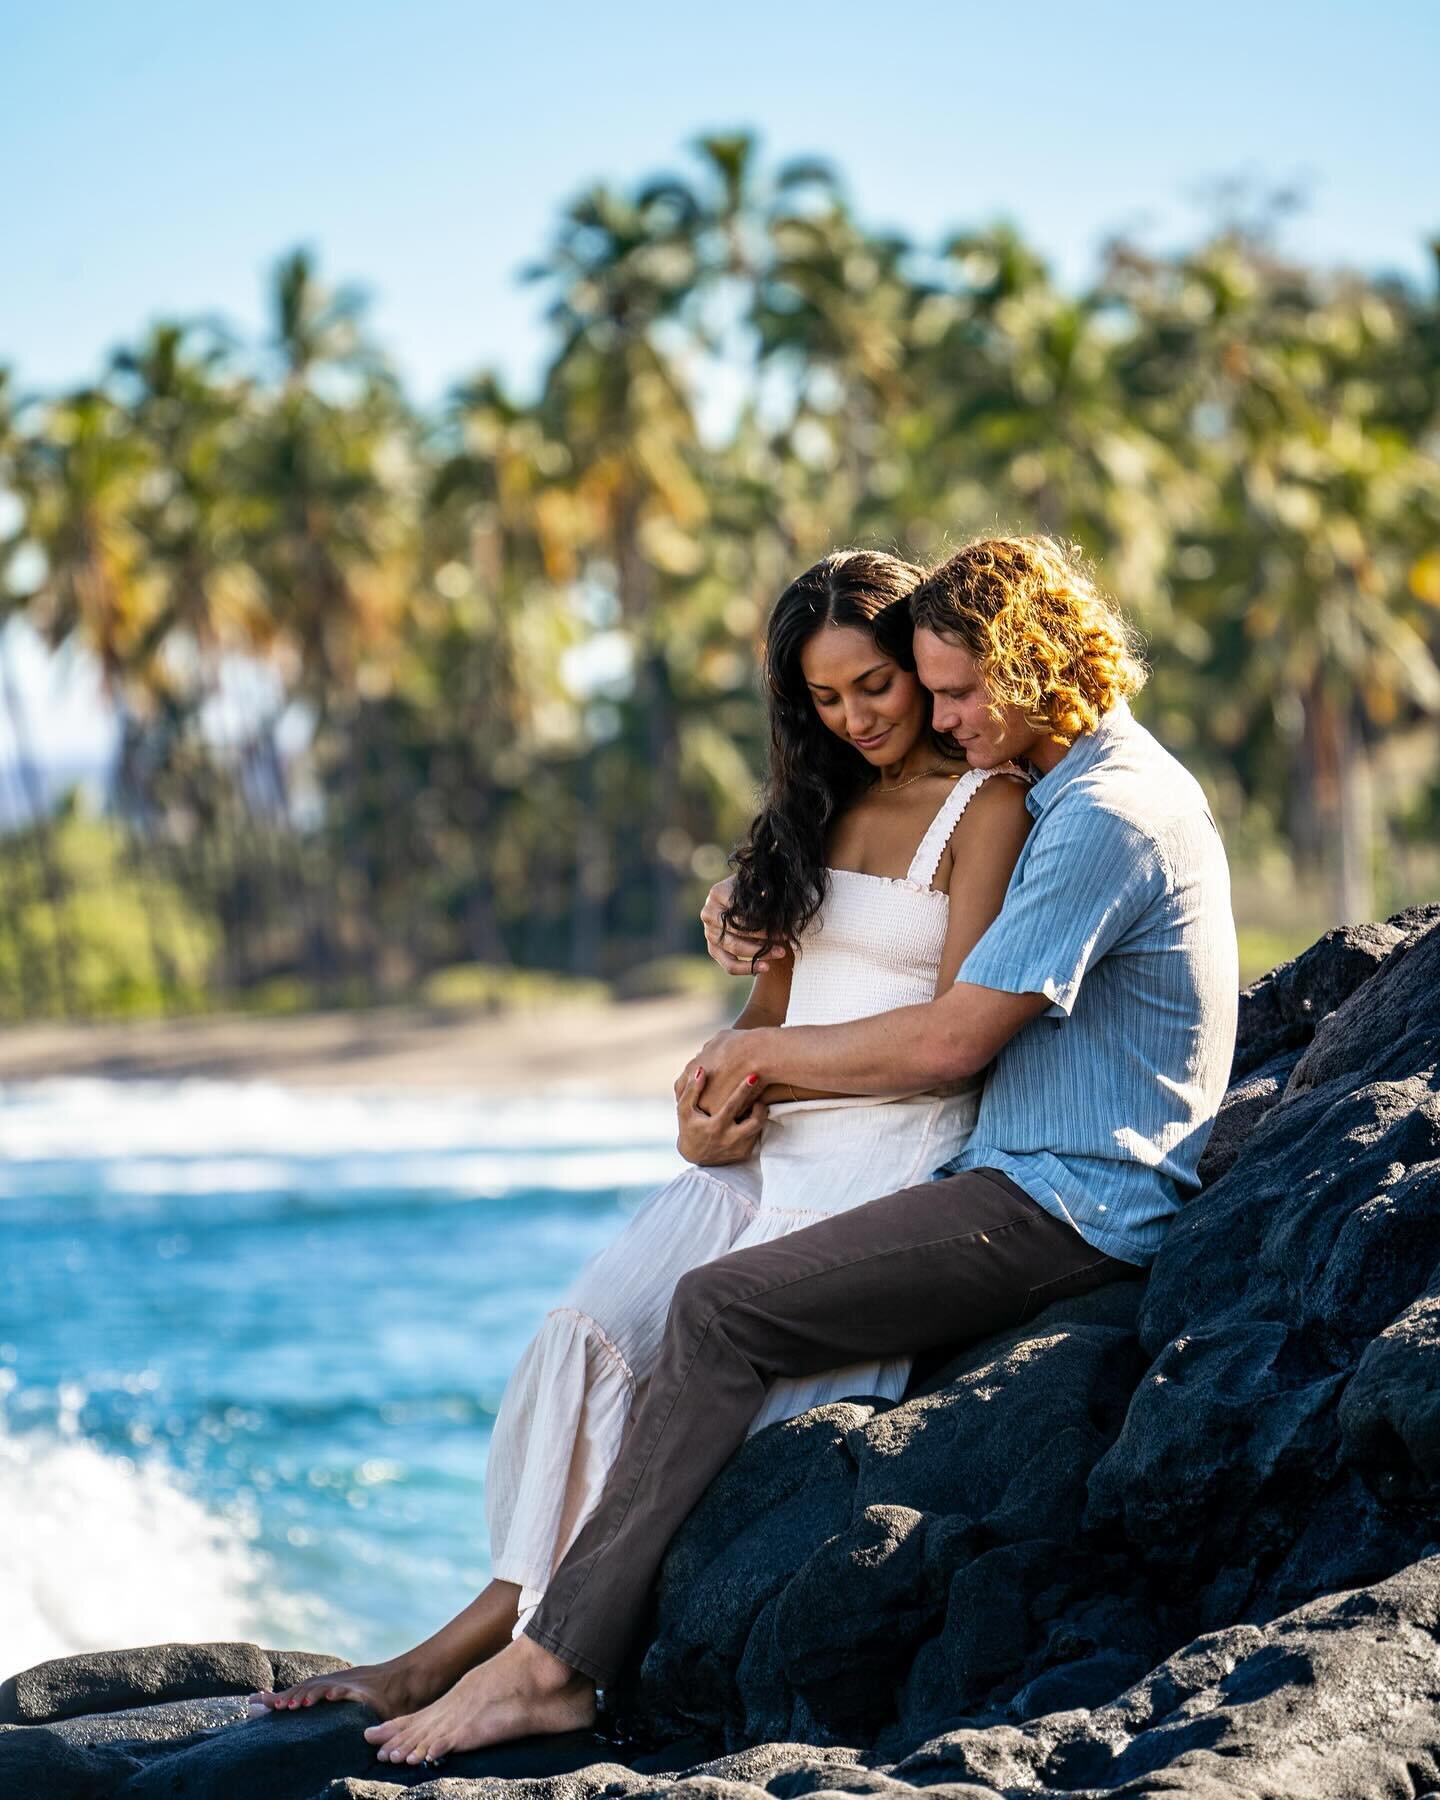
[641,646,686,954]
[1305,677,1376,926]
[569,760,609,976]
[1336,704,1376,925]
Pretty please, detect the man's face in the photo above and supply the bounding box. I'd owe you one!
[913,628,1052,769]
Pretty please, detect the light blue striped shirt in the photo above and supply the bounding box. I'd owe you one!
[937,701,1238,1267]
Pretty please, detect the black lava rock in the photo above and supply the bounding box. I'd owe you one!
[6,912,1439,1798]
[0,1641,348,1726]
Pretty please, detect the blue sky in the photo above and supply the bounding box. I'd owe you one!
[1,0,1436,764]
[5,0,1437,407]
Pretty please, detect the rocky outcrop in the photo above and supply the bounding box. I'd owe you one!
[622,905,1440,1759]
[0,1642,348,1726]
[627,1282,1152,1750]
[5,908,1439,1797]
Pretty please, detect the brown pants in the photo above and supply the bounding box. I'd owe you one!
[524,1167,1138,1686]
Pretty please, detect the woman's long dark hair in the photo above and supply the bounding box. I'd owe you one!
[723,550,962,962]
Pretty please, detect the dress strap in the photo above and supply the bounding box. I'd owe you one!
[906,763,1029,889]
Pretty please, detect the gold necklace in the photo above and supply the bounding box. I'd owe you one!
[871,763,956,796]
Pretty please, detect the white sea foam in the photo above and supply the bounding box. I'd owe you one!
[0,1079,686,1673]
[0,1079,682,1193]
[0,1397,331,1673]
[93,1147,681,1198]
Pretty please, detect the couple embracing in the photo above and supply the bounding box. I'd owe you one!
[254,534,1239,1766]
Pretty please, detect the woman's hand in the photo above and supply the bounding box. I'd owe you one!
[675,1065,769,1166]
[701,877,788,976]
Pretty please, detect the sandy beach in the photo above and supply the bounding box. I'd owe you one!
[0,994,729,1096]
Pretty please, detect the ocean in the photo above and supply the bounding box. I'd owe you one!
[0,1077,683,1676]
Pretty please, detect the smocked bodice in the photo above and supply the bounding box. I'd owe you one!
[783,766,1019,1029]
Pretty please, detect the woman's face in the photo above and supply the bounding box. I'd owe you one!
[798,624,929,767]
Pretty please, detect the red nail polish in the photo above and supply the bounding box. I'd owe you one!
[746,1073,759,1085]
[694,1067,704,1080]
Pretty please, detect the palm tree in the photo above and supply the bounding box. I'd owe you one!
[751,166,919,550]
[10,380,172,1014]
[0,368,84,1015]
[240,249,418,981]
[107,317,281,994]
[527,177,713,954]
[411,371,580,967]
[1115,231,1440,921]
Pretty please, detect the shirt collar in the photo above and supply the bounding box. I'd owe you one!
[1024,699,1134,817]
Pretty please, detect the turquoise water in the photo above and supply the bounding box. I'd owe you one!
[0,1079,680,1673]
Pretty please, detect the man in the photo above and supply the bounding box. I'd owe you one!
[362,535,1239,1767]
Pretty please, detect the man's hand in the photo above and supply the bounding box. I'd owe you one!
[692,1024,780,1097]
[676,1064,769,1166]
[701,876,788,976]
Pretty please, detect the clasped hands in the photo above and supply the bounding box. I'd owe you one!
[673,1026,779,1165]
[674,877,785,1165]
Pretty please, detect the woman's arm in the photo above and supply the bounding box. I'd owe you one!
[729,957,793,1033]
[678,955,833,1105]
[674,958,794,1164]
[729,960,842,1103]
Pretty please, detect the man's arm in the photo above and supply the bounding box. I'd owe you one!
[697,775,1042,1097]
[695,981,1051,1099]
[696,797,1164,1098]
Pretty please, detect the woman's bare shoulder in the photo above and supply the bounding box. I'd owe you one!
[961,768,1034,824]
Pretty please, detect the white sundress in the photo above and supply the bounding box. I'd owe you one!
[485,765,1015,1636]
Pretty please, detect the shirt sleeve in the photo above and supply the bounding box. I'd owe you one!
[957,804,1164,1017]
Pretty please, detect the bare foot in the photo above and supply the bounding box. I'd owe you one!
[248,1652,452,1719]
[363,1635,596,1766]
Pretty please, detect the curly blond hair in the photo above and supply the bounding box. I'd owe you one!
[910,535,1147,743]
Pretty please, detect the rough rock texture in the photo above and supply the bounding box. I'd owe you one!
[0,1641,348,1725]
[625,906,1440,1764]
[6,908,1439,1798]
[626,1281,1150,1750]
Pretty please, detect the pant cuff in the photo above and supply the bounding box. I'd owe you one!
[522,1617,613,1689]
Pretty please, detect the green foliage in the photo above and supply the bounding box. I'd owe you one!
[419,963,609,1012]
[1237,926,1324,990]
[0,814,216,1021]
[611,955,735,1003]
[1,143,1437,1022]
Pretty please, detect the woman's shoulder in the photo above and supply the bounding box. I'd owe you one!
[946,763,1034,842]
[977,759,1032,788]
[952,762,1032,812]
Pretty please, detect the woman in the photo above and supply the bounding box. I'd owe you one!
[252,549,1032,1726]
